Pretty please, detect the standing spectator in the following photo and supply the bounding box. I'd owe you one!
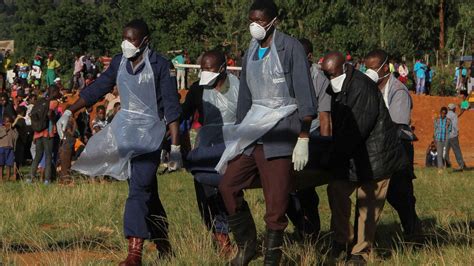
[445,103,466,171]
[468,61,474,94]
[425,64,434,95]
[99,51,112,72]
[425,141,438,167]
[104,86,120,117]
[398,61,409,84]
[46,53,61,87]
[0,116,17,181]
[13,106,29,179]
[414,59,427,95]
[76,106,93,139]
[29,85,61,184]
[58,112,76,182]
[107,102,120,123]
[70,72,85,92]
[455,61,468,95]
[16,58,30,87]
[73,53,84,75]
[172,51,186,89]
[433,107,451,171]
[0,93,17,123]
[91,105,108,134]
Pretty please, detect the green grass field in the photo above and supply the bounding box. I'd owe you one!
[0,168,473,265]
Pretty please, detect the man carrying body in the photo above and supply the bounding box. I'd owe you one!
[446,103,466,171]
[182,50,239,255]
[57,19,182,265]
[286,38,331,241]
[217,1,317,265]
[365,49,421,237]
[322,52,405,264]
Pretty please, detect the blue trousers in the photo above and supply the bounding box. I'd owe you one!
[124,149,168,242]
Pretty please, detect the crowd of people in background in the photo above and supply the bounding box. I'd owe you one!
[0,48,120,183]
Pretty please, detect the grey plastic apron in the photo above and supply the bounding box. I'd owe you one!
[196,73,239,148]
[72,50,166,180]
[215,31,297,174]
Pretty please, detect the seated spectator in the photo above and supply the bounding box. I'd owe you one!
[107,102,121,123]
[426,141,439,167]
[0,116,18,181]
[92,105,108,134]
[13,106,29,179]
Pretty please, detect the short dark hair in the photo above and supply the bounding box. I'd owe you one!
[113,102,121,108]
[17,106,27,116]
[96,105,106,112]
[202,50,226,67]
[365,49,389,65]
[299,38,313,55]
[440,106,448,113]
[124,19,150,38]
[250,0,278,19]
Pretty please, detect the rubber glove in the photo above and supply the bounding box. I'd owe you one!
[292,137,309,171]
[56,109,72,140]
[168,144,183,171]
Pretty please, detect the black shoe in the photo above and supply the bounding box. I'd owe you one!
[264,229,284,266]
[228,202,257,266]
[329,241,349,261]
[346,254,367,266]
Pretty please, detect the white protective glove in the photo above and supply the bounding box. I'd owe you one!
[292,137,309,171]
[56,109,72,140]
[168,144,183,171]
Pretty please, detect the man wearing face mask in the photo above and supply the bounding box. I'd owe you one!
[56,19,182,265]
[182,50,239,256]
[365,49,422,237]
[217,0,317,265]
[321,52,406,264]
[286,38,332,242]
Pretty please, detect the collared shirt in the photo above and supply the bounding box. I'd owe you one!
[384,75,412,126]
[80,49,181,125]
[434,117,451,142]
[446,110,459,138]
[309,63,331,132]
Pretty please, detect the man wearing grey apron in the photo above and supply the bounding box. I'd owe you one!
[57,20,182,265]
[182,51,239,256]
[217,1,317,265]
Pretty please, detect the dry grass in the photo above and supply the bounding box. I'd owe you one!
[0,168,472,265]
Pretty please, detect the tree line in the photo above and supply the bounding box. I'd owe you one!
[0,0,472,72]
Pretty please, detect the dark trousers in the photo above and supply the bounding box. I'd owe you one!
[30,137,53,180]
[446,136,465,169]
[124,149,168,242]
[219,145,293,231]
[287,188,320,236]
[386,141,420,235]
[194,179,229,234]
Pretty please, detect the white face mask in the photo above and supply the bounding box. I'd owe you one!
[365,56,389,83]
[199,63,225,86]
[249,17,277,41]
[121,38,146,59]
[330,73,346,93]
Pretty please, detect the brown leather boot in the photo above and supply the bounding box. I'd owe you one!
[119,237,144,266]
[213,232,233,257]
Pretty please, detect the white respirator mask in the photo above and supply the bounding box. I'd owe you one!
[330,73,347,93]
[199,63,226,86]
[249,17,277,41]
[365,56,389,83]
[121,38,146,59]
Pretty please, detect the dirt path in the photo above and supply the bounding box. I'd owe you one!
[411,94,473,167]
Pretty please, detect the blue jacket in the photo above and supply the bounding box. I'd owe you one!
[80,49,181,124]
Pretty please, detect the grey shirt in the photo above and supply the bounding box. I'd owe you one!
[237,31,317,159]
[383,74,412,126]
[309,63,331,132]
[447,110,458,138]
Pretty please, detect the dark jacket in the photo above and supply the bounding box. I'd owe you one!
[237,30,317,159]
[327,64,407,181]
